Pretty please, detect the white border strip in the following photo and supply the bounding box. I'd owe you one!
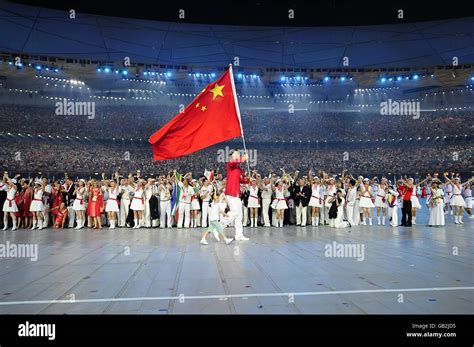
[0,286,472,306]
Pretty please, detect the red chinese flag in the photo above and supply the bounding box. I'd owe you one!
[148,67,242,160]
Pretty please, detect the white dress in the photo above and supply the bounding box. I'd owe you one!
[190,186,201,210]
[73,187,86,211]
[2,186,18,212]
[374,185,388,208]
[428,188,445,226]
[105,187,119,212]
[130,187,145,211]
[309,184,322,207]
[30,188,44,212]
[450,184,466,207]
[359,186,375,208]
[272,187,288,209]
[247,185,260,208]
[410,186,422,209]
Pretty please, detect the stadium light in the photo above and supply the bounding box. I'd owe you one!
[238,73,243,79]
[396,76,402,81]
[413,74,419,80]
[35,65,42,71]
[167,72,172,77]
[211,73,216,78]
[340,76,346,81]
[104,67,111,73]
[324,76,330,82]
[252,74,257,79]
[280,76,286,81]
[122,70,128,76]
[381,77,386,82]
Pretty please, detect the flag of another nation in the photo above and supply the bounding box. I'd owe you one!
[204,169,214,181]
[148,66,242,160]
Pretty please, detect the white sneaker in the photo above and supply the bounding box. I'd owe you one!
[459,220,464,224]
[225,237,234,245]
[235,236,249,241]
[200,239,208,245]
[2,226,7,231]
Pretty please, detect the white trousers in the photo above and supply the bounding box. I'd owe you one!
[67,206,75,228]
[242,205,248,226]
[144,198,151,227]
[160,200,172,227]
[389,206,399,226]
[319,204,325,224]
[177,202,191,228]
[272,205,278,226]
[353,201,360,225]
[201,201,210,228]
[296,203,307,226]
[222,195,244,239]
[262,198,271,226]
[346,203,355,225]
[119,199,130,227]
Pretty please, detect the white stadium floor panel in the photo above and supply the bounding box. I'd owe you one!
[0,208,472,315]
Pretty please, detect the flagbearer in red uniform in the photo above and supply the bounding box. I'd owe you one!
[220,149,250,241]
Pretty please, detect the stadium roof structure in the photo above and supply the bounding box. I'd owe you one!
[0,1,473,69]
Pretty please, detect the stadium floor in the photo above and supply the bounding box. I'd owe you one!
[0,209,472,314]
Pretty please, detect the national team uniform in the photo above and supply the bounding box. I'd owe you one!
[159,183,172,228]
[200,184,213,228]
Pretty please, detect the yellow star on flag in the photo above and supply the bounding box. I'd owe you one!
[201,105,207,111]
[195,102,200,108]
[209,83,225,100]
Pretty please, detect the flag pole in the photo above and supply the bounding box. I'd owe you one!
[229,64,250,173]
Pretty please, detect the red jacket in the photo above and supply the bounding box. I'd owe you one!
[398,184,413,201]
[225,158,249,197]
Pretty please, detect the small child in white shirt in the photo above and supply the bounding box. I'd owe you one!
[200,188,234,245]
